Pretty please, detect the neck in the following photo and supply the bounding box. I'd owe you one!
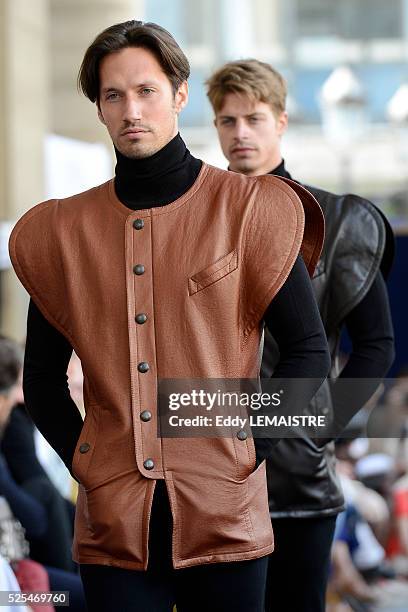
[269,158,291,178]
[230,154,283,178]
[114,133,202,210]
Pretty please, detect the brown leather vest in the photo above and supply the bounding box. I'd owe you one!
[9,163,324,570]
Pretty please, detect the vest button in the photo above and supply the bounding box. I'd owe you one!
[143,458,155,470]
[133,218,144,230]
[140,410,152,422]
[237,430,248,441]
[79,442,91,453]
[133,264,145,275]
[135,313,148,324]
[138,362,149,373]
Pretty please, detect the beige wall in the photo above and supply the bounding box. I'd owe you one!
[50,0,145,144]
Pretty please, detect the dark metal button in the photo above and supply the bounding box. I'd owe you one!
[237,430,248,441]
[140,410,152,422]
[138,362,149,373]
[133,218,144,230]
[79,443,91,453]
[135,313,148,324]
[143,458,154,470]
[133,264,145,275]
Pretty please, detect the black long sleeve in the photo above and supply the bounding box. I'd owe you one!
[340,271,394,379]
[330,270,395,433]
[264,256,330,379]
[23,300,83,476]
[254,256,331,461]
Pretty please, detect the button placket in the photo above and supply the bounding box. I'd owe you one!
[128,214,162,476]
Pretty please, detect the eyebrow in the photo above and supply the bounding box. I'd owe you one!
[218,112,266,120]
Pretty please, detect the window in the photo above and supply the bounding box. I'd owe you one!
[297,0,403,39]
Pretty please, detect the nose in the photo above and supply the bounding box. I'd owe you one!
[123,94,142,123]
[233,119,250,141]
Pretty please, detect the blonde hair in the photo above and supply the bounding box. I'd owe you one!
[206,59,287,117]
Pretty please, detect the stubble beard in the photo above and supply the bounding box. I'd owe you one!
[115,107,178,160]
[115,136,161,160]
[230,157,258,176]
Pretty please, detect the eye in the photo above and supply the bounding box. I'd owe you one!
[220,118,233,126]
[141,88,154,95]
[106,92,119,101]
[249,117,260,123]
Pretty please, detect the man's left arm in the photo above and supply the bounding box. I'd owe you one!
[255,255,331,462]
[330,270,395,433]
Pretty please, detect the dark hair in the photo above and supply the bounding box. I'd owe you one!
[78,20,190,103]
[0,335,23,394]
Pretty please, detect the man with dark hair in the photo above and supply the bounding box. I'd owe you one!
[207,58,395,612]
[10,22,330,611]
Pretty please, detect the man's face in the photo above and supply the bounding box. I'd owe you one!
[214,92,288,176]
[98,46,188,159]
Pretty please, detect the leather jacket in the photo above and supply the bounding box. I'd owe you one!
[262,171,394,518]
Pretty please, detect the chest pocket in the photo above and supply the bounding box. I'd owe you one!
[188,249,238,296]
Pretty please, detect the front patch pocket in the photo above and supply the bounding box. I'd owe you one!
[188,249,238,296]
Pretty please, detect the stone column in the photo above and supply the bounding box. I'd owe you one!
[0,0,49,339]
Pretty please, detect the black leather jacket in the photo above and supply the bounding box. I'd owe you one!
[263,167,394,518]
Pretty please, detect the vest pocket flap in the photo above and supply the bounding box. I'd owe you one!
[188,249,238,295]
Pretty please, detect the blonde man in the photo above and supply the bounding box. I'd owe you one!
[207,59,395,612]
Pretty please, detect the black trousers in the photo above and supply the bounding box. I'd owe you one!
[79,481,268,612]
[265,515,337,612]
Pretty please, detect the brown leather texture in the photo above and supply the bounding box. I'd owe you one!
[9,163,324,570]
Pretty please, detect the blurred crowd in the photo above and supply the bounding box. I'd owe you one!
[1,330,408,611]
[0,336,86,612]
[327,373,408,611]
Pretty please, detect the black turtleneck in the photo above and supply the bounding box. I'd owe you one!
[22,143,330,473]
[114,133,202,209]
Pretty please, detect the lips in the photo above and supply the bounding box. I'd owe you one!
[231,147,255,154]
[122,129,148,136]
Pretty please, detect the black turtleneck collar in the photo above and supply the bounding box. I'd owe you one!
[268,158,292,180]
[114,133,202,210]
[227,158,293,180]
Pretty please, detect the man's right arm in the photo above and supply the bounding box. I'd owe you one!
[23,299,83,478]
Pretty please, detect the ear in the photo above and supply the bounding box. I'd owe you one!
[276,111,288,137]
[97,105,106,126]
[174,81,189,114]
